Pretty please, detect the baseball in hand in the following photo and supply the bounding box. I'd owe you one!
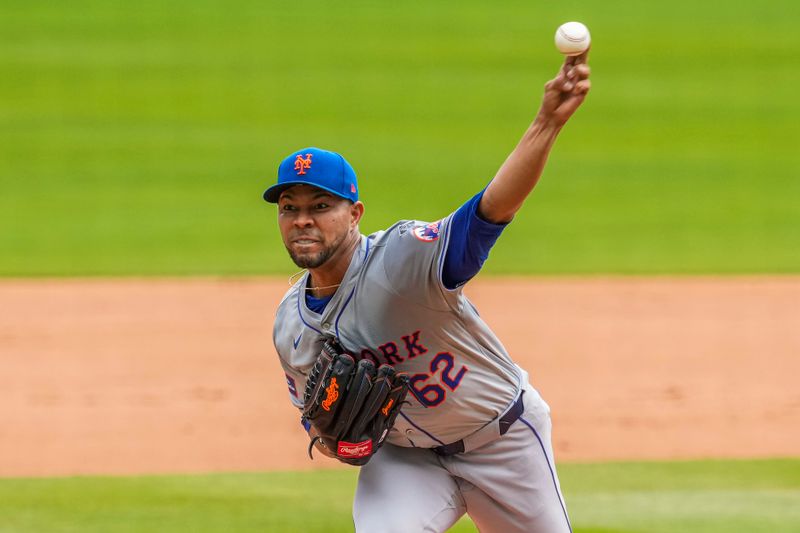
[554,22,591,56]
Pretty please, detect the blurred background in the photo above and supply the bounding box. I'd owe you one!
[2,0,798,276]
[1,0,798,532]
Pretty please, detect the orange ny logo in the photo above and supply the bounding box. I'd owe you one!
[322,377,339,411]
[381,399,394,416]
[294,154,312,175]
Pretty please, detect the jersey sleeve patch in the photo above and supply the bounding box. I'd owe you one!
[381,216,457,311]
[412,221,441,242]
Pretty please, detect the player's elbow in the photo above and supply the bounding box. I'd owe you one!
[477,197,516,224]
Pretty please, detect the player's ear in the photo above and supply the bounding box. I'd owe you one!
[350,201,364,227]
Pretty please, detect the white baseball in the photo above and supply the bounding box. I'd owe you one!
[554,21,591,56]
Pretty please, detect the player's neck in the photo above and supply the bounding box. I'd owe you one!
[307,232,361,298]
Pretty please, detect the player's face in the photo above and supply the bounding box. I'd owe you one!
[277,185,363,269]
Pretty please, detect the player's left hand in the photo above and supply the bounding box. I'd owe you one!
[302,339,409,466]
[537,49,591,127]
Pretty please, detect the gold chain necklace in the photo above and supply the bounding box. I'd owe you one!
[288,269,342,292]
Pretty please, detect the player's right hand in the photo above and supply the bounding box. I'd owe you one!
[537,49,591,127]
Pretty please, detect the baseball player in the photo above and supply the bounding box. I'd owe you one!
[264,51,590,532]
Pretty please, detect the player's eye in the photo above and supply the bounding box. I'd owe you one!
[281,204,297,211]
[315,203,330,210]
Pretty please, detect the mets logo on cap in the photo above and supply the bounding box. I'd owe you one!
[413,221,441,242]
[294,154,312,175]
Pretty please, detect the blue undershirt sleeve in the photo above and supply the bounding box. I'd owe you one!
[442,189,509,290]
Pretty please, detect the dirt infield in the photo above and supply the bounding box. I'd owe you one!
[1,277,798,477]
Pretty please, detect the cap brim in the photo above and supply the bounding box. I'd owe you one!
[263,183,294,203]
[263,181,353,203]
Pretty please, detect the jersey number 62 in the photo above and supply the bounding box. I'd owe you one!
[408,352,469,408]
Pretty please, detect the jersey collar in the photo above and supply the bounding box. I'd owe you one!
[295,235,371,339]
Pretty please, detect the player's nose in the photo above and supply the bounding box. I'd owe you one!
[292,208,315,228]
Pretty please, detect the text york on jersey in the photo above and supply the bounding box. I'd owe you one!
[358,330,469,408]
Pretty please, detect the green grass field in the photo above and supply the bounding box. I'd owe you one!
[1,0,798,276]
[1,459,798,532]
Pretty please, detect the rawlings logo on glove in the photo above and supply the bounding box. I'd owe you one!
[302,339,409,466]
[338,440,372,458]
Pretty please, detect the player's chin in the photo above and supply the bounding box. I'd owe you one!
[288,247,330,269]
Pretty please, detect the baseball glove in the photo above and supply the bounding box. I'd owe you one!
[302,339,409,466]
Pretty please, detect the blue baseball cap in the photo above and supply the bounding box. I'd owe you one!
[263,147,359,203]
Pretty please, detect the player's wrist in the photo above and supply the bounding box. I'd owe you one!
[530,114,565,135]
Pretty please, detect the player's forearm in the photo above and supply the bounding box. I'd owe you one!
[478,119,562,223]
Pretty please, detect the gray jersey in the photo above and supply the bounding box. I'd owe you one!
[274,213,524,448]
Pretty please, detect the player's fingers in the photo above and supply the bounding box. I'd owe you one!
[560,57,575,79]
[545,71,567,91]
[555,65,567,84]
[548,63,584,93]
[567,64,591,80]
[559,53,578,77]
[547,79,573,93]
[573,46,590,65]
[559,92,588,118]
[572,79,591,95]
